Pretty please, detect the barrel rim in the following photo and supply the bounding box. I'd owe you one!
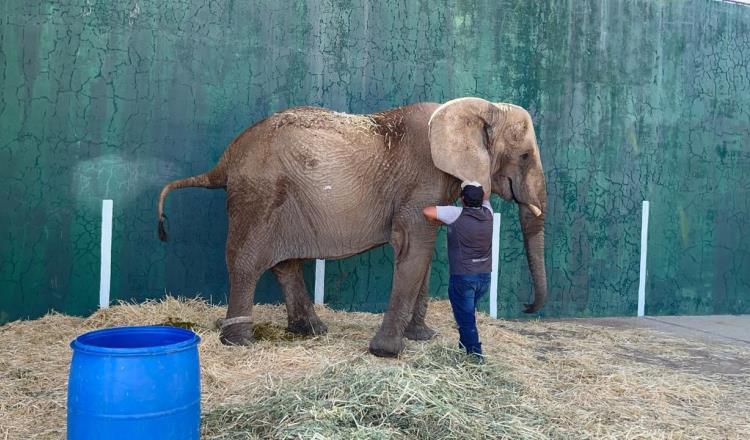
[70,325,200,356]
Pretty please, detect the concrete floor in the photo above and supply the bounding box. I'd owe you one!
[581,315,750,346]
[559,315,750,376]
[640,315,750,345]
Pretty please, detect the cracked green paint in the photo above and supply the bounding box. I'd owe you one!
[1,0,748,323]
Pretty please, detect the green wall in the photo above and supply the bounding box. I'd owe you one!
[1,0,748,323]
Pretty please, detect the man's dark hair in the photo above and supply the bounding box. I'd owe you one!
[461,185,484,208]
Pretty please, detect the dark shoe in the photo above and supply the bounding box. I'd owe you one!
[468,350,485,364]
[466,343,483,363]
[467,342,482,355]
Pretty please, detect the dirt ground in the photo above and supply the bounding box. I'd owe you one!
[1,298,748,439]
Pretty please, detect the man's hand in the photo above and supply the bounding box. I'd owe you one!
[422,206,443,225]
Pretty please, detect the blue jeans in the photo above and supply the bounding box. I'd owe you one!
[448,273,490,355]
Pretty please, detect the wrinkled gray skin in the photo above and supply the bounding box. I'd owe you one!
[157,97,547,357]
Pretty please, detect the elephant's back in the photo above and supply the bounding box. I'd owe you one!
[224,103,441,195]
[222,107,383,169]
[270,106,380,135]
[223,106,391,210]
[256,107,390,180]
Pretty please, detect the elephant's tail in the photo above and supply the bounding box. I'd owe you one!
[157,166,226,242]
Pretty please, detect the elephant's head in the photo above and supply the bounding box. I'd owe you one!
[428,97,547,313]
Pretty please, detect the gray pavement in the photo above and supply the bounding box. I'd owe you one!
[641,315,750,345]
[574,315,750,346]
[550,314,750,375]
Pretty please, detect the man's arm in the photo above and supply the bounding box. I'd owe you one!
[423,205,462,225]
[422,206,443,225]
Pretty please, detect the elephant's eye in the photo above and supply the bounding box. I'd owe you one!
[521,153,530,160]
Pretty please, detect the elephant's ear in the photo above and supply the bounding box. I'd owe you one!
[428,97,497,192]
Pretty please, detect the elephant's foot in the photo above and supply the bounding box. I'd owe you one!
[219,320,254,346]
[403,322,436,341]
[287,316,328,336]
[368,331,405,358]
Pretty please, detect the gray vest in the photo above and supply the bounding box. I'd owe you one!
[446,206,493,275]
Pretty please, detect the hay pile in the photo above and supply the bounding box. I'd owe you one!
[1,297,749,439]
[202,345,548,439]
[272,107,379,134]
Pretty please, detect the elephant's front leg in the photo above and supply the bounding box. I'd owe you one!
[369,221,434,357]
[403,264,437,341]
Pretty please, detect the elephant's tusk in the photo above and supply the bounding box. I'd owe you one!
[528,204,542,217]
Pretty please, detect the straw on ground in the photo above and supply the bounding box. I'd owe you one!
[0,297,748,439]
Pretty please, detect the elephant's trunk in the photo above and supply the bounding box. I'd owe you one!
[519,204,547,313]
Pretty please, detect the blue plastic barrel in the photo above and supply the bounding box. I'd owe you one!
[67,326,201,440]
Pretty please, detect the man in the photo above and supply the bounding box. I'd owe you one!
[422,181,492,359]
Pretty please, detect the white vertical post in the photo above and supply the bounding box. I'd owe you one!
[490,213,501,319]
[99,199,113,309]
[314,259,325,305]
[638,201,650,317]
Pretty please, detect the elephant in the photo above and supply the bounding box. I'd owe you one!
[157,97,547,357]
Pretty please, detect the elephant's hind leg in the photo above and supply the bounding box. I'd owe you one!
[220,217,273,346]
[272,259,328,336]
[220,256,262,346]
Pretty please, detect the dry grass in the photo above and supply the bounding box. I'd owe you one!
[272,107,378,133]
[1,297,749,439]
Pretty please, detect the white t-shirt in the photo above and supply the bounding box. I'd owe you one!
[435,200,493,224]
